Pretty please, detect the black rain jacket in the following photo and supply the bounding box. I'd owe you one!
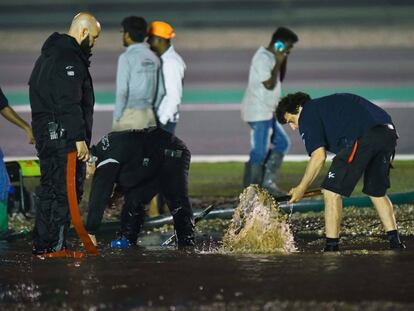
[29,32,95,149]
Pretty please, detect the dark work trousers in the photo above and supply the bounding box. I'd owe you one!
[122,147,194,245]
[156,121,177,214]
[33,137,85,253]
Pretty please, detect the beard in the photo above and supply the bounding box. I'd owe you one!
[80,36,92,59]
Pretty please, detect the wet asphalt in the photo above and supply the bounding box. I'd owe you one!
[1,233,414,310]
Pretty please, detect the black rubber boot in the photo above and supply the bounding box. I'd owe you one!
[243,162,251,188]
[323,244,339,252]
[262,151,286,196]
[120,203,145,245]
[243,162,264,187]
[387,230,406,250]
[32,246,54,255]
[323,237,340,252]
[171,206,195,247]
[250,163,264,185]
[51,224,68,252]
[390,242,406,250]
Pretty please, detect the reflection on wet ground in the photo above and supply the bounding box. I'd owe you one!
[1,232,414,311]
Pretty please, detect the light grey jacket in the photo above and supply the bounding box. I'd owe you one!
[113,43,165,121]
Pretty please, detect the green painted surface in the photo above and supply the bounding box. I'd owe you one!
[17,160,41,177]
[5,87,414,106]
[0,200,8,232]
[181,87,414,104]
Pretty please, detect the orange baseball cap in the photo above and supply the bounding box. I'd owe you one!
[149,21,176,39]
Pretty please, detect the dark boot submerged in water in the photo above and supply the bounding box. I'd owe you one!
[323,244,340,252]
[171,206,195,247]
[387,230,406,250]
[243,162,265,188]
[32,223,68,255]
[262,151,286,196]
[323,238,340,252]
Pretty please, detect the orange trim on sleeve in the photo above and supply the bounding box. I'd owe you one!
[347,140,358,164]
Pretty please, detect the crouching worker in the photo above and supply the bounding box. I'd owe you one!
[276,92,405,251]
[85,127,195,247]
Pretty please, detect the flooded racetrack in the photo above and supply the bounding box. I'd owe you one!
[1,231,414,311]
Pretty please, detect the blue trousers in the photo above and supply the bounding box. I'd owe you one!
[248,118,290,165]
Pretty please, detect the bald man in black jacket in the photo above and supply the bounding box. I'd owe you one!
[86,128,195,247]
[29,13,101,254]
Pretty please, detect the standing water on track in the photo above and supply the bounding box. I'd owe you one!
[221,185,296,254]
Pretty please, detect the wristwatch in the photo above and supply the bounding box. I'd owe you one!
[86,155,98,166]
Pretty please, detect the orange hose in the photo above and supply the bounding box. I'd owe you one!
[38,249,87,259]
[66,151,99,256]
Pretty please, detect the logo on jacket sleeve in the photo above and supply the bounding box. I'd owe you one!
[101,135,110,150]
[328,171,335,179]
[65,65,75,76]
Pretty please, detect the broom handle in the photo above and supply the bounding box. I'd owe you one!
[161,204,216,246]
[275,189,322,202]
[194,204,215,224]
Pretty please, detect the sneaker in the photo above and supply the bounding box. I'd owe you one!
[32,246,58,255]
[110,238,130,249]
[115,230,137,246]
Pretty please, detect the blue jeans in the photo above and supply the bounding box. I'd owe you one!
[248,118,290,165]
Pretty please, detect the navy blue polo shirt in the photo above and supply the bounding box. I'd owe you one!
[299,93,392,155]
[0,87,9,110]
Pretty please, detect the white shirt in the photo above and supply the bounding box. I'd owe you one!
[241,46,282,122]
[156,45,186,125]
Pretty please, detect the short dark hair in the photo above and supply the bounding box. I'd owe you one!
[271,27,299,44]
[276,92,311,124]
[121,16,147,42]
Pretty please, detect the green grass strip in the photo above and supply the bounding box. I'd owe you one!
[188,160,414,197]
[5,87,414,106]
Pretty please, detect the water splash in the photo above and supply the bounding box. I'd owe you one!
[221,185,296,254]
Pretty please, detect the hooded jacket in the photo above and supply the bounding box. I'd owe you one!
[29,32,95,148]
